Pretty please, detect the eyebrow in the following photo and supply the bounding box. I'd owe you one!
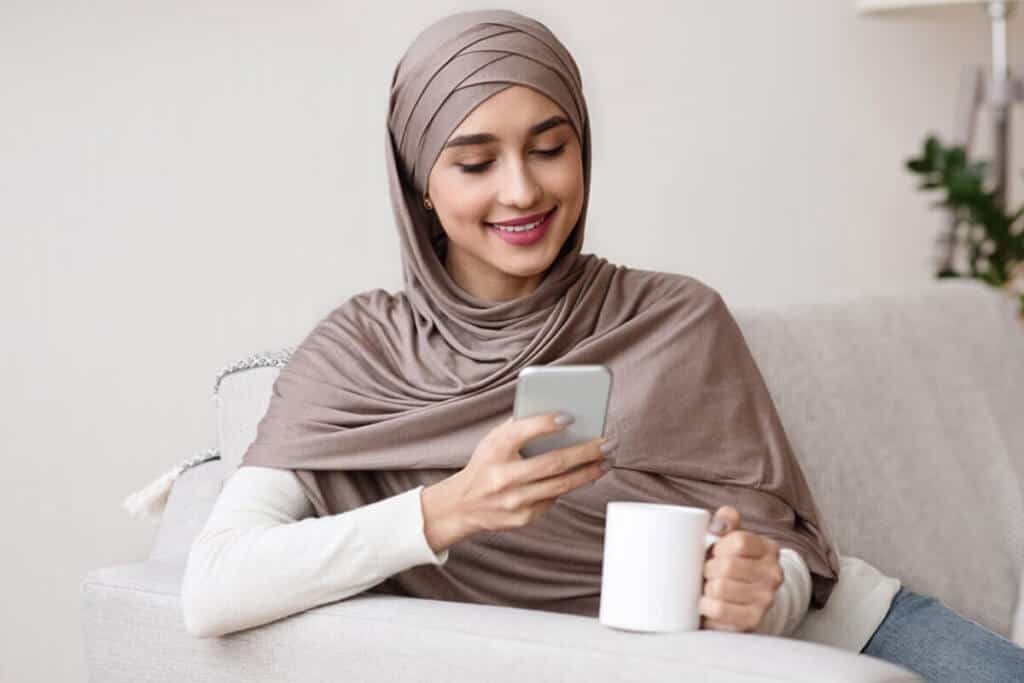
[442,115,569,150]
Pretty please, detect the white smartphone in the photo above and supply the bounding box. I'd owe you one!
[513,364,613,458]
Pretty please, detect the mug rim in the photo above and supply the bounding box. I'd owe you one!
[606,501,710,516]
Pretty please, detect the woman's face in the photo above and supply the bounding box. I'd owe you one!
[426,85,584,302]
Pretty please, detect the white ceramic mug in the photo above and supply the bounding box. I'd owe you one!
[599,502,720,633]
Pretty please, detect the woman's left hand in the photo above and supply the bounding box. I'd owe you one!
[699,505,784,633]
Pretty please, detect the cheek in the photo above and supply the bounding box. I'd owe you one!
[433,175,491,231]
[542,156,584,202]
[448,190,492,230]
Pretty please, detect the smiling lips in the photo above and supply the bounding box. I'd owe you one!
[486,206,557,246]
[487,207,555,227]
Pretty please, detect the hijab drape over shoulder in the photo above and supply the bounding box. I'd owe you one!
[240,9,841,611]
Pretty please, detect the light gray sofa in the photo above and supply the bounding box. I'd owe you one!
[81,279,1024,682]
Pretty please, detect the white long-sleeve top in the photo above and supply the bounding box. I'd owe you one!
[181,465,817,640]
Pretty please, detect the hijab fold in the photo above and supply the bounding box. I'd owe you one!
[240,9,840,612]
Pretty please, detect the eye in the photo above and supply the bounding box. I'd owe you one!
[457,143,567,174]
[458,160,494,174]
[535,143,566,158]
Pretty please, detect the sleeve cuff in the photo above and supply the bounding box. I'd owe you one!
[757,547,812,637]
[413,485,451,565]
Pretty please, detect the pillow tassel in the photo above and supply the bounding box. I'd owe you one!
[122,448,220,519]
[122,466,180,520]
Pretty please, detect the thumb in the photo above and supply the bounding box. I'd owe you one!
[709,505,741,536]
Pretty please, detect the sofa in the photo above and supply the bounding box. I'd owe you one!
[81,278,1024,682]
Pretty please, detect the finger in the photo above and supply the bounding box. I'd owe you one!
[513,455,608,507]
[504,435,608,486]
[500,411,574,455]
[703,554,768,583]
[698,597,762,633]
[710,530,778,560]
[709,505,741,537]
[703,576,776,608]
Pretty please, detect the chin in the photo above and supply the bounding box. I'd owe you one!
[490,250,547,272]
[502,239,565,269]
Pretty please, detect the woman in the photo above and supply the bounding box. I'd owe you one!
[182,9,1024,680]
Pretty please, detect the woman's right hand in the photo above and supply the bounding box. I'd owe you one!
[421,411,614,553]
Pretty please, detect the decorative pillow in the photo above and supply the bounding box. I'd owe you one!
[214,347,295,471]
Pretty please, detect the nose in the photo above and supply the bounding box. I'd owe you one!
[496,156,543,210]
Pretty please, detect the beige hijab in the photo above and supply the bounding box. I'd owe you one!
[241,9,841,613]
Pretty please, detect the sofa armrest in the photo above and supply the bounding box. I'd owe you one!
[81,558,922,683]
[149,457,230,562]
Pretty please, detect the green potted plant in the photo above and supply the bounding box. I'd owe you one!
[906,135,1024,318]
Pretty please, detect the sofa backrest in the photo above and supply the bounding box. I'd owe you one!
[213,279,1024,637]
[733,279,1024,638]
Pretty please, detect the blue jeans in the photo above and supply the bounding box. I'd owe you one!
[859,587,1024,682]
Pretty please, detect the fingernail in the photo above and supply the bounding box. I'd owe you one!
[599,439,616,454]
[554,412,574,426]
[709,518,727,534]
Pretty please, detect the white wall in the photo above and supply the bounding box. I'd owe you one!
[2,0,1021,679]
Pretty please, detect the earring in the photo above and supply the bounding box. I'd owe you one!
[423,195,433,210]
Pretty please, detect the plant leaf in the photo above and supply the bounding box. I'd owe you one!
[925,136,942,165]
